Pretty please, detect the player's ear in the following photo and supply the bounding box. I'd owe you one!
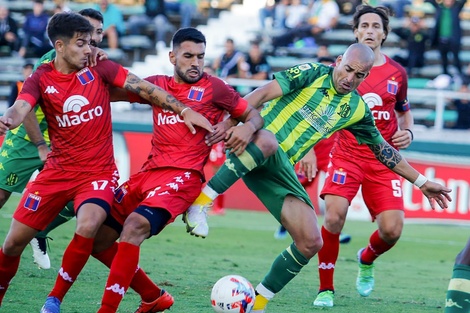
[55,39,64,53]
[169,51,176,65]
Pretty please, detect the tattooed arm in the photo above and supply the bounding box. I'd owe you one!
[123,72,214,134]
[368,140,452,209]
[0,100,33,135]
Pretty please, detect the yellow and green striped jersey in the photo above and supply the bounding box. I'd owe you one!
[262,62,384,165]
[11,49,55,144]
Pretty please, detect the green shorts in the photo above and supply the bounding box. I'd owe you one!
[242,148,314,223]
[0,132,44,193]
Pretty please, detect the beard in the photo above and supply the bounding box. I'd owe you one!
[175,66,202,84]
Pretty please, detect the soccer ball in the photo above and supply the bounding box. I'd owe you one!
[211,274,256,313]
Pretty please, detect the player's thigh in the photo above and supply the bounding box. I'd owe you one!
[243,150,314,224]
[137,169,202,223]
[0,135,43,194]
[110,169,202,231]
[73,170,120,215]
[14,169,71,231]
[362,163,404,219]
[320,155,364,203]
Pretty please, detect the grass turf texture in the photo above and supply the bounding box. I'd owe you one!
[0,194,466,312]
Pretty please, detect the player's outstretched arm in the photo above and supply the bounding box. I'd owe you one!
[368,140,452,210]
[0,100,32,135]
[123,72,214,134]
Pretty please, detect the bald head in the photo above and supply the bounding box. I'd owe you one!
[342,43,375,72]
[332,43,374,94]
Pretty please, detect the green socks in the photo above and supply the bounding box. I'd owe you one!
[445,264,470,312]
[207,142,265,194]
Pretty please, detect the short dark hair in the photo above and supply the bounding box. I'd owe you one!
[79,8,104,24]
[47,12,94,44]
[352,5,390,45]
[171,27,206,49]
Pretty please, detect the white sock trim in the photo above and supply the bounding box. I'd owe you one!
[202,184,219,200]
[256,283,275,300]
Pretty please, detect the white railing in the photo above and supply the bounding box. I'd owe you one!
[226,78,470,131]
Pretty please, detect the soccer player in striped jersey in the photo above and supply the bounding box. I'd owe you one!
[0,12,212,312]
[315,5,415,307]
[184,42,452,312]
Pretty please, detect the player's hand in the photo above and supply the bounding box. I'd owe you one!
[205,119,236,146]
[0,117,12,136]
[181,108,214,134]
[297,149,318,182]
[37,144,50,163]
[87,46,108,67]
[391,129,412,149]
[420,180,452,210]
[224,123,256,156]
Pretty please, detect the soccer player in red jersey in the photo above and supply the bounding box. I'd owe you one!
[89,27,277,313]
[314,5,415,307]
[0,12,213,312]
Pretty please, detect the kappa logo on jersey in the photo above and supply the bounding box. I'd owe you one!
[24,192,41,211]
[387,79,398,95]
[188,86,204,101]
[56,95,103,127]
[44,86,59,94]
[76,67,95,85]
[332,169,346,184]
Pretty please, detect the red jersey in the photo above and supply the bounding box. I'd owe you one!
[333,55,409,160]
[18,60,128,172]
[131,73,247,178]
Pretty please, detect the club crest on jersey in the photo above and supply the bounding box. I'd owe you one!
[24,192,41,211]
[332,169,346,184]
[114,185,128,203]
[76,68,95,85]
[188,86,204,101]
[387,80,398,95]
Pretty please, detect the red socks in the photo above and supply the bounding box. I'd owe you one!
[317,226,340,291]
[360,230,395,264]
[0,248,21,306]
[93,242,161,302]
[98,242,140,312]
[49,233,94,301]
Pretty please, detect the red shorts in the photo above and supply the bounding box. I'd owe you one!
[111,168,203,226]
[208,142,226,167]
[14,168,119,230]
[314,135,336,172]
[320,154,404,219]
[295,135,336,187]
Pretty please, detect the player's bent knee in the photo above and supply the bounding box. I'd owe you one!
[254,130,278,157]
[298,235,323,259]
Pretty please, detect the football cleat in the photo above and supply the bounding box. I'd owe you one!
[339,233,352,244]
[313,290,334,307]
[40,296,61,313]
[273,226,288,240]
[182,204,210,238]
[356,248,375,297]
[30,237,51,270]
[134,290,174,313]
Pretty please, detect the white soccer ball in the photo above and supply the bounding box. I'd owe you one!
[211,274,256,313]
